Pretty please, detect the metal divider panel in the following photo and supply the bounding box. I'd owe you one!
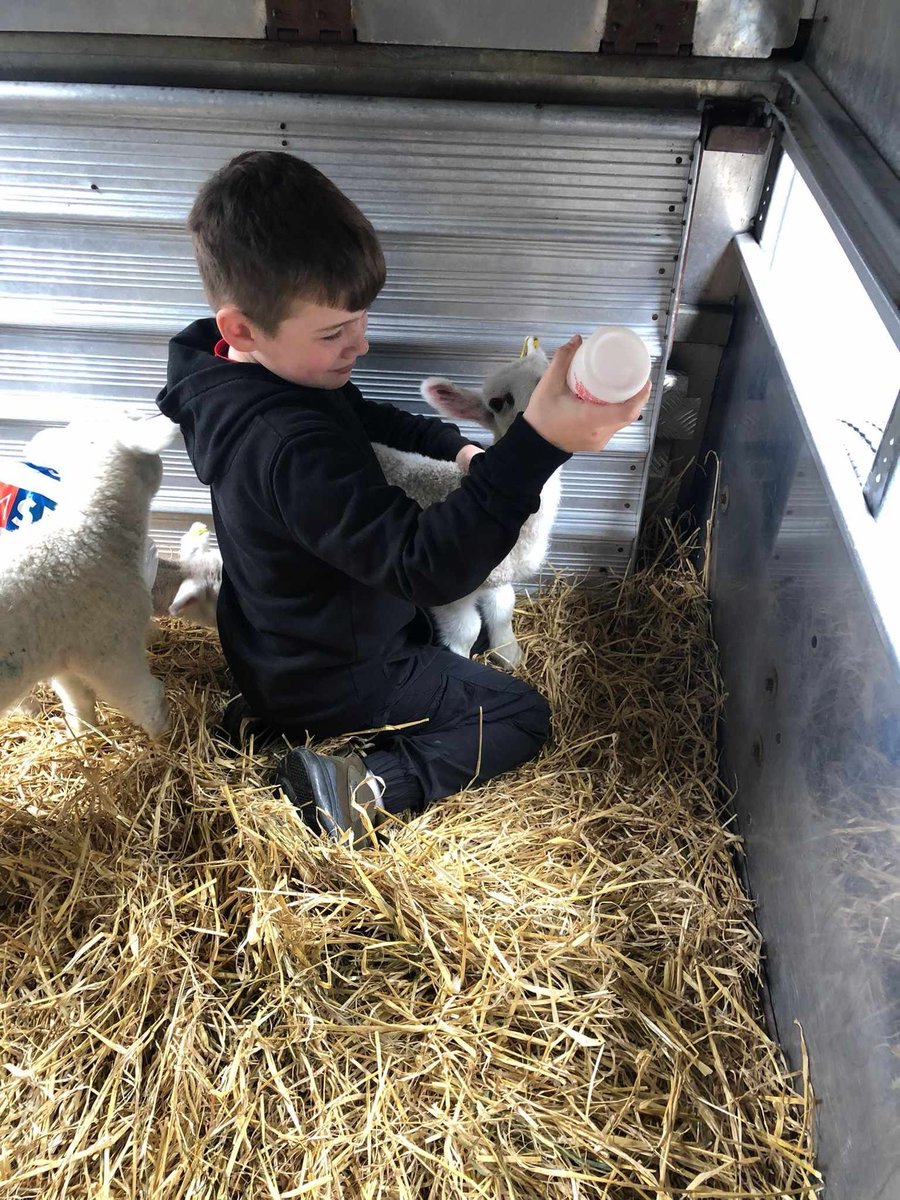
[0,83,698,575]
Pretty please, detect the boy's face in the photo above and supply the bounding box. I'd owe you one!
[219,302,370,389]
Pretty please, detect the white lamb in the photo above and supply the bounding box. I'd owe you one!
[373,342,558,665]
[0,416,177,737]
[152,522,222,628]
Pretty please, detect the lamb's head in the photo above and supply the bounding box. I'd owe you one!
[168,522,222,628]
[26,414,177,502]
[420,341,548,441]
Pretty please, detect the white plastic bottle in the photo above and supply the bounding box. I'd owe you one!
[567,325,652,406]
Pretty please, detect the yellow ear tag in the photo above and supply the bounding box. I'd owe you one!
[186,521,209,542]
[520,335,540,358]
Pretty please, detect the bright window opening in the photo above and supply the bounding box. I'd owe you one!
[740,149,900,657]
[759,152,899,495]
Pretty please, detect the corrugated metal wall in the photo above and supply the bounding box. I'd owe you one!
[0,82,698,571]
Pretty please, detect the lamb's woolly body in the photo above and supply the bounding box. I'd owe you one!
[372,444,560,587]
[0,419,175,736]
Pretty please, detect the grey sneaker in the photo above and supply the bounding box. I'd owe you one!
[275,747,384,845]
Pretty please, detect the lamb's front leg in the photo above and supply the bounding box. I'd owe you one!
[430,595,483,658]
[76,653,169,739]
[13,690,42,718]
[51,672,97,736]
[479,583,522,667]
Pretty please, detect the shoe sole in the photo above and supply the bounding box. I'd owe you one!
[277,747,345,840]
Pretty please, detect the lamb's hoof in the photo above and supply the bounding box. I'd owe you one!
[488,641,523,670]
[143,704,171,740]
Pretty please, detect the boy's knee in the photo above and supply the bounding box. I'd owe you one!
[519,685,551,750]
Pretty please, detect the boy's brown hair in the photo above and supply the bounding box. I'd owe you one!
[188,150,386,333]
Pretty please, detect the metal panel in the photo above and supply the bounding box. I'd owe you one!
[355,0,804,58]
[354,0,608,52]
[0,0,267,39]
[680,148,771,306]
[805,0,900,179]
[0,0,812,58]
[708,280,900,1200]
[0,82,698,576]
[692,0,806,57]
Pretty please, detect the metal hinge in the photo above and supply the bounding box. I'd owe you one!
[265,0,355,44]
[601,0,697,55]
[863,392,900,517]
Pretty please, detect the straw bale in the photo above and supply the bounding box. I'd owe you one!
[0,534,820,1198]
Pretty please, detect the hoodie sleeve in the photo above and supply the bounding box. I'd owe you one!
[345,385,476,462]
[269,413,568,609]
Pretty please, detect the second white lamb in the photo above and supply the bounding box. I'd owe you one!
[373,342,557,665]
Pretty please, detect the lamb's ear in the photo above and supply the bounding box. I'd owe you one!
[421,378,495,430]
[122,416,179,456]
[179,522,210,560]
[169,578,203,616]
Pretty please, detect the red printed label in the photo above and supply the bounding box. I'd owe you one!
[0,480,57,531]
[571,376,614,408]
[0,482,17,528]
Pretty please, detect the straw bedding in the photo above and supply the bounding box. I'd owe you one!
[0,537,820,1198]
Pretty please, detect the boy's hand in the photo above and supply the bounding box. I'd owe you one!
[456,444,484,472]
[523,335,651,454]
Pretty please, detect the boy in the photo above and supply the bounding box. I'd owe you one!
[157,151,648,843]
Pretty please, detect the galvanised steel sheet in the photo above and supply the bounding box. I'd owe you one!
[0,82,698,572]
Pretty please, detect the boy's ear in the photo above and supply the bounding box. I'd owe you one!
[216,306,258,352]
[421,378,495,430]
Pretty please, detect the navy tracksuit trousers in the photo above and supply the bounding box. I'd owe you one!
[360,647,550,813]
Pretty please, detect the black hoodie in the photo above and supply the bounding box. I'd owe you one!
[157,319,569,731]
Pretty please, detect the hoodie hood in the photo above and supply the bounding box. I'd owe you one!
[156,318,306,485]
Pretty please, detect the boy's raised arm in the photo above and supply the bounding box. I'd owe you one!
[269,413,567,610]
[347,386,478,463]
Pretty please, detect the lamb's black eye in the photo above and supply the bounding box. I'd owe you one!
[488,392,514,414]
